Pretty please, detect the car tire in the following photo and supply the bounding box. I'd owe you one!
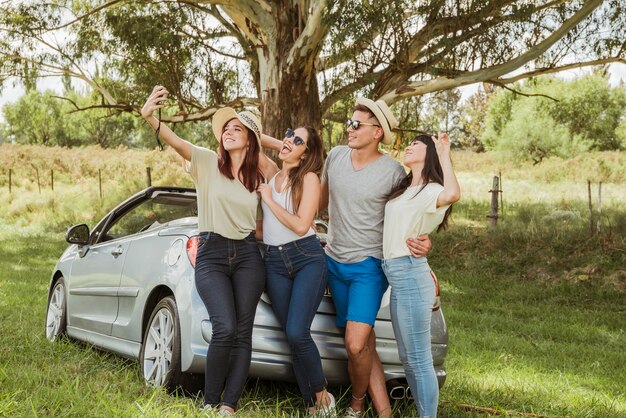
[140,296,182,390]
[45,277,67,342]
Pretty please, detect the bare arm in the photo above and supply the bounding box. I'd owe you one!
[319,181,329,211]
[141,85,192,161]
[258,172,320,236]
[261,133,283,152]
[435,132,461,207]
[258,133,281,180]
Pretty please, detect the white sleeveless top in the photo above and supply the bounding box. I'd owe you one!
[261,174,315,246]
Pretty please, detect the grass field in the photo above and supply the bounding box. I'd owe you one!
[0,144,624,417]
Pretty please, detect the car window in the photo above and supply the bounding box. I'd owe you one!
[103,194,197,241]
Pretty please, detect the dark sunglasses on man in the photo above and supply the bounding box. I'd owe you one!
[345,119,381,130]
[285,128,307,147]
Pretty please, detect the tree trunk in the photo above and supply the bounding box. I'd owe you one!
[258,0,322,141]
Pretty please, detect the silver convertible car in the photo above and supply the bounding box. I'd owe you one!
[45,186,448,399]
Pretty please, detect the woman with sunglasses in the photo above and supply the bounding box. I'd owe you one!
[382,133,460,418]
[258,127,335,416]
[141,86,277,415]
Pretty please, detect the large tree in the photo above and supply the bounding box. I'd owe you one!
[0,0,624,143]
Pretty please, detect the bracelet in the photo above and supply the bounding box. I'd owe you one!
[352,393,366,401]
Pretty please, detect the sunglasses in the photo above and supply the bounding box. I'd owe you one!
[345,119,381,130]
[285,128,307,147]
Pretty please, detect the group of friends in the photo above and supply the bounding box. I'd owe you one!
[141,86,461,418]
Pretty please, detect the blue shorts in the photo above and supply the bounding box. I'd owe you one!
[326,255,389,327]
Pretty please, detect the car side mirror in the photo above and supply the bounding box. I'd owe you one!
[66,224,90,246]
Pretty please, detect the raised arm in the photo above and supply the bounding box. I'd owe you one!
[141,85,192,161]
[258,172,320,236]
[261,133,284,152]
[258,133,282,180]
[434,132,461,207]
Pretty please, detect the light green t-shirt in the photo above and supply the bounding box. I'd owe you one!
[186,145,259,240]
[383,183,449,260]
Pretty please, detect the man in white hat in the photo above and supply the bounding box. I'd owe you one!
[320,98,431,417]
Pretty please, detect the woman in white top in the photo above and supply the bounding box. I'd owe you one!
[141,86,276,415]
[382,133,460,418]
[258,127,335,415]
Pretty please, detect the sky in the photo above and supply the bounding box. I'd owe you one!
[0,64,625,123]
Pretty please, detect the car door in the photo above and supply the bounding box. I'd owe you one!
[66,195,152,336]
[67,236,130,336]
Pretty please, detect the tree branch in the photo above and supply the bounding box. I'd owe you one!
[52,95,134,113]
[44,0,126,32]
[497,57,626,84]
[287,0,328,73]
[379,0,605,104]
[485,81,559,101]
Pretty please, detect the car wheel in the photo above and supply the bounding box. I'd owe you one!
[45,277,67,342]
[140,296,181,390]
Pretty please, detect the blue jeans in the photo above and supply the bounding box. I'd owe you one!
[195,232,265,409]
[382,256,438,418]
[265,235,328,406]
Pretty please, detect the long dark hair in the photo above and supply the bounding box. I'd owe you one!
[217,119,263,192]
[286,127,325,212]
[387,134,453,232]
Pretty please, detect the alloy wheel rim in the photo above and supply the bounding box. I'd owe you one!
[143,307,174,386]
[46,282,64,341]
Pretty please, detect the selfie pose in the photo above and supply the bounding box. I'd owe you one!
[259,127,335,415]
[382,133,460,418]
[141,86,274,415]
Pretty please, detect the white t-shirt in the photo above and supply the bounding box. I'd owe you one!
[383,183,450,260]
[261,174,315,246]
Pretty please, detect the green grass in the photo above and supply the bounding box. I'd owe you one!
[1,145,625,416]
[1,219,624,417]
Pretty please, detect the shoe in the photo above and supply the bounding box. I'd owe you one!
[201,405,234,417]
[200,404,217,417]
[312,392,336,417]
[343,407,363,418]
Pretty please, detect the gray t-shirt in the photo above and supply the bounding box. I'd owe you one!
[322,146,406,263]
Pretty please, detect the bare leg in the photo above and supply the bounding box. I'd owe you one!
[368,331,391,417]
[345,321,374,413]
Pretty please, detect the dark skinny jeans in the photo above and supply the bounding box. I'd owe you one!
[195,231,265,410]
[265,235,328,406]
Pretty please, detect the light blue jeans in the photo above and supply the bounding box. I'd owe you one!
[382,256,438,418]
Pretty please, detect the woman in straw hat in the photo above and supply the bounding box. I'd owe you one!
[258,127,335,416]
[141,85,276,415]
[382,132,460,418]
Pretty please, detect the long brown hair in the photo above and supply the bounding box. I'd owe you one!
[387,134,453,232]
[217,119,263,192]
[286,126,325,212]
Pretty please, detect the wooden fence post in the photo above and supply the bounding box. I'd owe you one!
[98,169,103,200]
[51,169,54,191]
[597,181,602,233]
[36,168,41,194]
[499,170,504,220]
[146,167,152,187]
[488,176,499,228]
[587,180,594,234]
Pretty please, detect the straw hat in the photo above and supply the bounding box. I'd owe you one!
[355,97,398,145]
[211,107,262,147]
